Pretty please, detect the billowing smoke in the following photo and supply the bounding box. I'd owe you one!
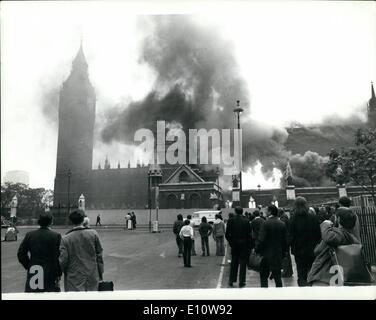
[101,15,288,173]
[41,86,60,124]
[278,151,331,188]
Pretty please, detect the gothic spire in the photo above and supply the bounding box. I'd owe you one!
[372,81,375,99]
[104,155,110,169]
[72,40,88,73]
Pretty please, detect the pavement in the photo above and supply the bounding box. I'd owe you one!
[1,226,299,293]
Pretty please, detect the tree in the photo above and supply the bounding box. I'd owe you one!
[326,128,376,205]
[0,182,54,218]
[1,182,28,211]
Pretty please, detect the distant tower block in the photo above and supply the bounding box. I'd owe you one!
[367,82,376,128]
[4,170,30,185]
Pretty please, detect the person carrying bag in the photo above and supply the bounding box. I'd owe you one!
[308,208,374,286]
[248,249,263,272]
[330,242,374,286]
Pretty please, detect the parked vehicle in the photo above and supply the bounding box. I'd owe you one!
[190,210,221,226]
[1,216,11,229]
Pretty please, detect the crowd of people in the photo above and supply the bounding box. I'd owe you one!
[173,213,226,267]
[11,195,365,292]
[172,196,364,288]
[124,212,137,229]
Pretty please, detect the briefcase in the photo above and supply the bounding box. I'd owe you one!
[248,251,263,272]
[98,281,114,291]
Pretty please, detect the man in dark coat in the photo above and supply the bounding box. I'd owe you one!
[250,210,265,250]
[225,206,251,288]
[256,205,287,288]
[279,208,293,277]
[17,212,62,292]
[173,214,185,257]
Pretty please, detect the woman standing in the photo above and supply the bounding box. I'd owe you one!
[290,197,321,286]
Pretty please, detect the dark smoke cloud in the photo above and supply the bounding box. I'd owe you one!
[281,112,368,188]
[93,15,370,188]
[278,151,332,188]
[101,85,201,143]
[40,82,60,124]
[101,15,288,172]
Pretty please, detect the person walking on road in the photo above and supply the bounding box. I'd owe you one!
[173,214,185,257]
[225,206,251,288]
[179,219,194,267]
[290,197,321,286]
[96,214,101,226]
[212,214,226,256]
[198,216,213,256]
[256,205,288,288]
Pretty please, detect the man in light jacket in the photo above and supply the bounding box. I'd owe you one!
[179,219,194,267]
[59,210,104,291]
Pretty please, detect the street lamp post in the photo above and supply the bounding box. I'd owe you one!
[257,184,261,207]
[147,170,152,233]
[234,100,244,205]
[67,168,71,216]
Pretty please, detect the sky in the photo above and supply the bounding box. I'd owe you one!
[1,1,376,190]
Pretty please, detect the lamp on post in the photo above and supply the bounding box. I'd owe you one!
[257,184,261,207]
[67,168,72,216]
[234,100,244,205]
[147,169,152,233]
[148,164,162,233]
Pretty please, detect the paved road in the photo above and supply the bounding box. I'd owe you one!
[1,226,300,293]
[220,251,298,288]
[1,227,224,293]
